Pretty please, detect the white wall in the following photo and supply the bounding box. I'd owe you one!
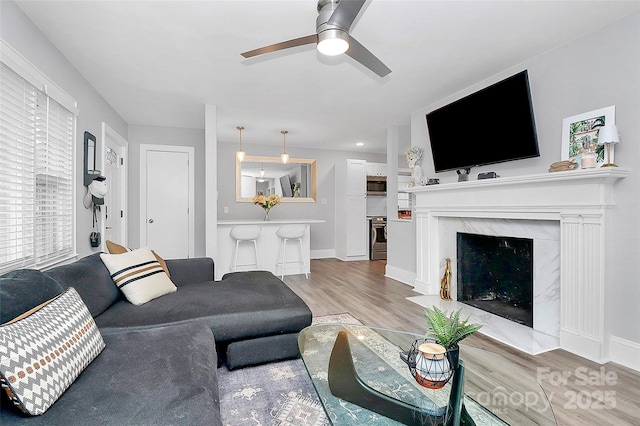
[217,141,385,255]
[127,125,207,256]
[1,1,128,259]
[409,12,640,347]
[386,124,415,283]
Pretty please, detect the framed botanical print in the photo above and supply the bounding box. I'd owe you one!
[561,106,615,166]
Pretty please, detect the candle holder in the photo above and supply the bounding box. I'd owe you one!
[402,339,454,389]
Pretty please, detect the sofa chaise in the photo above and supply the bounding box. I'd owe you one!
[0,252,312,424]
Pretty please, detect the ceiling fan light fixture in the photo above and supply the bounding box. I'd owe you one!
[317,29,349,56]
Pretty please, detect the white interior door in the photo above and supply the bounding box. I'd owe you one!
[101,123,128,249]
[140,145,194,259]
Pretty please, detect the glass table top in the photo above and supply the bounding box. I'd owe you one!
[298,323,556,426]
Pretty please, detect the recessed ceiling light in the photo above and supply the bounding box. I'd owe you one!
[356,142,364,146]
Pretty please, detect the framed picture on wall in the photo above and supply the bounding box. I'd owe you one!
[561,105,615,166]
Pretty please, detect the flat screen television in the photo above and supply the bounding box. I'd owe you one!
[426,70,540,173]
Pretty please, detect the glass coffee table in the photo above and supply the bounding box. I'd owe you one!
[298,323,556,425]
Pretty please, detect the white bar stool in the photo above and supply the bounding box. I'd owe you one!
[276,224,308,280]
[229,225,261,272]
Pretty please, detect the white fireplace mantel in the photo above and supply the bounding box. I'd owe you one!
[406,168,629,364]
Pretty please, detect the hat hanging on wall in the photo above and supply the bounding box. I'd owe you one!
[83,179,108,209]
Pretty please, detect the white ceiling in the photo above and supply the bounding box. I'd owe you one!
[16,0,640,153]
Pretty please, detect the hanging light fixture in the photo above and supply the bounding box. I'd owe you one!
[236,126,246,162]
[259,162,265,178]
[280,130,289,164]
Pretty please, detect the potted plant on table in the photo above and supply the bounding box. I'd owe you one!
[409,307,482,389]
[423,306,482,368]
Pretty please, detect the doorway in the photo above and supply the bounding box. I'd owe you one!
[139,145,195,259]
[101,123,128,250]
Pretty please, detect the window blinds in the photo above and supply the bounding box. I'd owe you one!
[0,62,75,273]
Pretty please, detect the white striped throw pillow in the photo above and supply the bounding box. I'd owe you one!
[100,247,177,305]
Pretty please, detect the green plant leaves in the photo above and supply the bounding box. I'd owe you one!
[424,306,483,349]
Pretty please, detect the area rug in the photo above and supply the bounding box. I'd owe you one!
[217,313,360,426]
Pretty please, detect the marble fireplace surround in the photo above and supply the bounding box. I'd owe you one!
[407,168,628,364]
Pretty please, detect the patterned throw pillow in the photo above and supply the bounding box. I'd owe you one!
[105,240,171,278]
[0,287,105,415]
[100,247,177,305]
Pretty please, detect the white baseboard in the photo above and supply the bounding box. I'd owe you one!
[384,265,415,286]
[335,255,369,261]
[609,335,640,372]
[310,249,335,259]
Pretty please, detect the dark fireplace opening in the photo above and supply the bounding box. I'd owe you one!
[457,233,533,327]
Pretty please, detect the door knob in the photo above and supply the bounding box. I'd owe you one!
[148,219,154,223]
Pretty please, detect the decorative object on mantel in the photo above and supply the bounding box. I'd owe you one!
[405,146,425,186]
[280,130,289,164]
[252,194,281,221]
[236,126,246,162]
[597,124,619,167]
[561,105,615,168]
[440,258,452,301]
[456,168,471,182]
[548,159,578,172]
[581,144,597,169]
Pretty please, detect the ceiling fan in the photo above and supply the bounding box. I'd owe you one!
[241,0,391,77]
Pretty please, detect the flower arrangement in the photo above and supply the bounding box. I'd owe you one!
[405,146,424,167]
[252,194,281,210]
[252,194,281,220]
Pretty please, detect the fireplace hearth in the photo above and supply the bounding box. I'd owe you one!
[457,232,533,327]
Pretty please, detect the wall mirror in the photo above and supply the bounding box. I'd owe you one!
[83,131,97,186]
[236,156,316,203]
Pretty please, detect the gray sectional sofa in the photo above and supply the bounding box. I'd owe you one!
[0,253,313,424]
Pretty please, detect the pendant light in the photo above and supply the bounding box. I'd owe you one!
[280,130,289,164]
[259,162,265,178]
[236,126,246,162]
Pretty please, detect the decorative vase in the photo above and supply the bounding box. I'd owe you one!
[413,342,451,389]
[263,208,271,221]
[412,164,425,186]
[402,339,454,390]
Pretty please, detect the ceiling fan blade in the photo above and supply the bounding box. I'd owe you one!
[327,0,366,31]
[241,34,318,58]
[345,36,391,77]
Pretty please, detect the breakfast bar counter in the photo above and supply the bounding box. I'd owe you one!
[217,219,324,280]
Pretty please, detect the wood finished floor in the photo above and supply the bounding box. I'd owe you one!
[283,259,640,426]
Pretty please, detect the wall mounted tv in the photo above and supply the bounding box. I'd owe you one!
[426,70,540,173]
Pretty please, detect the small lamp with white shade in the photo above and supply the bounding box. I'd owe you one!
[597,125,619,167]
